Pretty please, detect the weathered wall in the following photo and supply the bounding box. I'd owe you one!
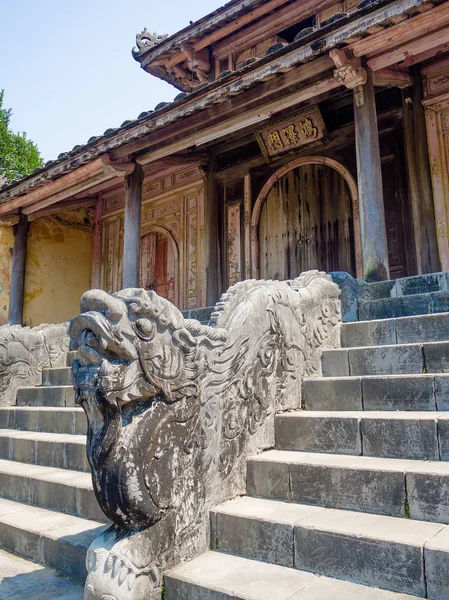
[0,226,14,325]
[23,209,93,327]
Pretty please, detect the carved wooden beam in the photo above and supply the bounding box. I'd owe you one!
[368,26,449,70]
[0,157,134,217]
[373,68,414,88]
[399,40,449,68]
[27,198,96,221]
[349,1,449,58]
[329,49,367,89]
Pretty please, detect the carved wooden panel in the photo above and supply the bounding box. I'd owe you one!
[140,232,157,290]
[185,195,199,309]
[101,167,205,309]
[227,205,242,287]
[244,174,252,280]
[102,166,203,215]
[102,217,121,293]
[422,57,449,270]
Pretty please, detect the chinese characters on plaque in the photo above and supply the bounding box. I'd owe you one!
[255,106,326,159]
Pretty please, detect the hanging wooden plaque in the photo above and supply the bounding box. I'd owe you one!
[255,106,326,160]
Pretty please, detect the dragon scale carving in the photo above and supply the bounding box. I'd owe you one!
[69,271,341,600]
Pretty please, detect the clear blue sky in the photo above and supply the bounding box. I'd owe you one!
[1,0,225,162]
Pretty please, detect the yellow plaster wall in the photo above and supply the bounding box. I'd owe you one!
[0,226,14,325]
[23,210,93,327]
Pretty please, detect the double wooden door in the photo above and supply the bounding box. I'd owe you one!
[258,164,355,280]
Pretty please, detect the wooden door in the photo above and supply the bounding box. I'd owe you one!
[258,164,355,280]
[140,232,176,304]
[380,129,416,279]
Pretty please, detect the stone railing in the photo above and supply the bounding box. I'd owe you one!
[0,322,70,406]
[69,271,341,600]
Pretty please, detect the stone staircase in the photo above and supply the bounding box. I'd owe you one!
[0,354,108,598]
[165,272,449,600]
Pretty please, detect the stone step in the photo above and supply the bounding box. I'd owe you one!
[0,547,83,599]
[368,271,449,300]
[303,374,449,411]
[0,430,89,472]
[321,341,449,377]
[358,290,449,321]
[181,306,215,324]
[0,498,106,583]
[42,367,73,387]
[16,385,76,407]
[211,497,448,597]
[164,550,420,600]
[0,406,86,435]
[0,458,107,523]
[247,450,449,523]
[275,411,449,460]
[341,312,449,348]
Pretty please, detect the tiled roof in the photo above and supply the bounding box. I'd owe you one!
[0,0,422,205]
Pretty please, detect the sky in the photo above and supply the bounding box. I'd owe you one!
[1,0,225,162]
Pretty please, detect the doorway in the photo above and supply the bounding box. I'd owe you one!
[140,230,177,304]
[253,157,360,280]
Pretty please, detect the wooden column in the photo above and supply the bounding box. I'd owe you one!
[123,163,143,289]
[8,213,28,325]
[205,152,220,305]
[354,68,390,282]
[91,195,103,289]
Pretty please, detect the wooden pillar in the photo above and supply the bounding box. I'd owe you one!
[205,152,220,305]
[8,213,28,325]
[354,68,390,282]
[402,70,440,274]
[123,163,143,289]
[91,195,103,289]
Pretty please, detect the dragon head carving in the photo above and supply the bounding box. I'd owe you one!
[69,288,227,528]
[70,288,226,406]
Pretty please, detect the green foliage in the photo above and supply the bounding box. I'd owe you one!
[0,90,44,184]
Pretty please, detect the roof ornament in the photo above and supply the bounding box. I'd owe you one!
[132,28,169,59]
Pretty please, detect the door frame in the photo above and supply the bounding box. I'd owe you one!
[250,155,362,279]
[140,225,180,306]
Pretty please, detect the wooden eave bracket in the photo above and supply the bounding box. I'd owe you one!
[329,48,368,89]
[330,49,413,89]
[0,215,20,227]
[104,159,136,177]
[373,68,414,88]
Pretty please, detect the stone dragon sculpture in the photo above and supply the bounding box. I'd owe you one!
[69,271,341,600]
[0,322,69,406]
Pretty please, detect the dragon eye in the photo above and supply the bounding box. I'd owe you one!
[134,319,154,339]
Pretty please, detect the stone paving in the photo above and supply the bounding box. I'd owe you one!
[0,549,83,599]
